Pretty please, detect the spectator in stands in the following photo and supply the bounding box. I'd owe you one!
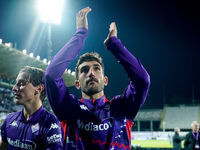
[44,7,150,150]
[173,127,185,149]
[0,66,63,150]
[184,121,200,149]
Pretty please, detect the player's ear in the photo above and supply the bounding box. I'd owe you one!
[104,76,108,86]
[75,80,81,89]
[35,84,44,95]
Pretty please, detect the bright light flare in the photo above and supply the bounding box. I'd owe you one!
[22,49,27,54]
[43,58,47,63]
[37,0,64,24]
[67,69,71,74]
[36,55,40,60]
[29,53,34,57]
[5,42,12,47]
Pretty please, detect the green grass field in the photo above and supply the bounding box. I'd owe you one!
[131,140,185,148]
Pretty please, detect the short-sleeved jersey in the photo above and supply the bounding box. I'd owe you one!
[1,106,63,150]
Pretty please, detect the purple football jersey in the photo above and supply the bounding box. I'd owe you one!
[45,28,150,150]
[1,106,63,149]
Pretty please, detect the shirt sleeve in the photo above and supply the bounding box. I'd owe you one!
[43,114,64,150]
[0,117,8,143]
[106,37,150,121]
[44,28,88,121]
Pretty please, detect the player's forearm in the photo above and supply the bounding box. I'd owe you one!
[106,36,150,85]
[45,28,88,79]
[107,37,150,120]
[44,28,87,120]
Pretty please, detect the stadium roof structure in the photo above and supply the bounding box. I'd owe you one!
[0,43,76,88]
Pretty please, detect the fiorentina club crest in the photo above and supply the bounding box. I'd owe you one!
[31,123,39,133]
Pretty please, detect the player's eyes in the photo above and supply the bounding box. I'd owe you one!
[16,80,28,86]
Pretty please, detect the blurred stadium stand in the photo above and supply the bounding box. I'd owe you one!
[161,106,199,130]
[0,43,75,87]
[0,42,75,121]
[133,106,199,131]
[134,109,163,131]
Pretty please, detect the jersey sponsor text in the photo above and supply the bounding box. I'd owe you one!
[77,119,113,131]
[7,138,36,150]
[47,134,62,144]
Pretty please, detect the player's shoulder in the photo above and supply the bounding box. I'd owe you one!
[109,95,121,103]
[5,111,21,121]
[40,109,60,123]
[37,109,61,131]
[2,111,21,127]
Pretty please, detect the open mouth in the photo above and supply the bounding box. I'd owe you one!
[14,93,20,99]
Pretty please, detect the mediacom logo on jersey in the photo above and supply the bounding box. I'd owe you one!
[77,119,113,131]
[7,138,36,150]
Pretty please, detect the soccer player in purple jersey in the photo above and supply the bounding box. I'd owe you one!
[44,7,150,150]
[0,66,63,150]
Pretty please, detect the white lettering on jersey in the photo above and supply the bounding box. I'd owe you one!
[10,120,18,127]
[7,138,37,150]
[77,118,114,131]
[80,105,89,111]
[47,134,62,144]
[49,123,60,130]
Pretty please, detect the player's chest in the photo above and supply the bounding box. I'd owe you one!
[6,120,42,144]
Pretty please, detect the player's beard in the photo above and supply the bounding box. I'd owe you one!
[82,80,104,96]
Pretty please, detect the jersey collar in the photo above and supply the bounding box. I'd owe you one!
[19,106,44,122]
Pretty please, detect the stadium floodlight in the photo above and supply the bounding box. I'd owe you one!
[72,71,75,76]
[37,0,64,61]
[67,69,71,74]
[0,39,2,44]
[36,55,40,60]
[5,43,12,48]
[22,49,27,54]
[37,0,64,25]
[43,58,47,63]
[29,53,34,57]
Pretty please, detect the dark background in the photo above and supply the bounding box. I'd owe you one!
[0,0,200,108]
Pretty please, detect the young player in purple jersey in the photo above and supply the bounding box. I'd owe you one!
[0,66,63,150]
[44,7,150,150]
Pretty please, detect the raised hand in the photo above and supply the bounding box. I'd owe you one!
[76,7,92,30]
[104,22,117,47]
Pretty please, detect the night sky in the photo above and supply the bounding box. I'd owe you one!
[0,0,199,108]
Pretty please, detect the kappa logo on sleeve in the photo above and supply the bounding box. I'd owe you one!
[80,105,89,111]
[31,123,39,133]
[49,123,60,130]
[10,120,18,127]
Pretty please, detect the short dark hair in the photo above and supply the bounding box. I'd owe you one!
[75,52,104,79]
[19,66,46,102]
